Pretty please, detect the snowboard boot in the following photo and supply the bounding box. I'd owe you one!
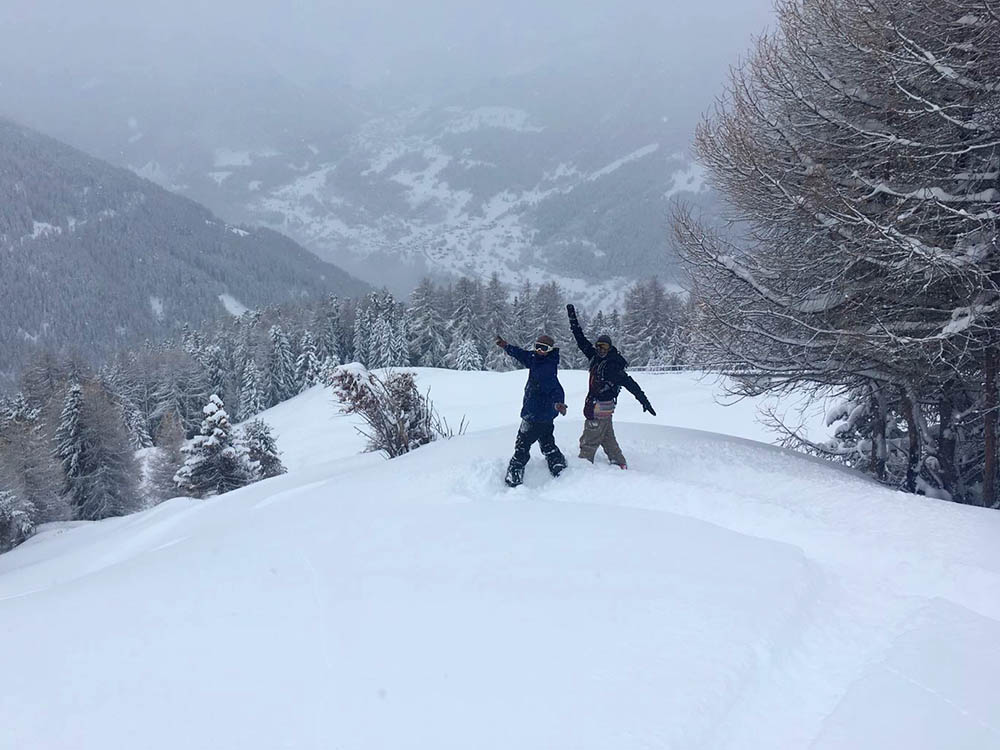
[544,450,568,478]
[505,462,525,488]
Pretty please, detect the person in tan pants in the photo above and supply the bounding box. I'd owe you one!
[566,304,656,469]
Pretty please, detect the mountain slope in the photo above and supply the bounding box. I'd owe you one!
[1,369,997,749]
[0,50,716,304]
[0,118,366,385]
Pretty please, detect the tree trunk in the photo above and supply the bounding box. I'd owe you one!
[983,347,998,507]
[938,387,956,498]
[870,385,886,482]
[899,388,920,493]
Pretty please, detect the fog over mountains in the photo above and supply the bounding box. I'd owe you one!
[0,0,774,302]
[0,118,366,386]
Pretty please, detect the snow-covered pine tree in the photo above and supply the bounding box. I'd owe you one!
[621,283,648,364]
[174,395,252,498]
[390,307,411,367]
[661,328,681,368]
[295,331,321,392]
[370,311,394,369]
[0,488,34,552]
[482,273,512,371]
[241,419,286,480]
[533,281,574,363]
[353,300,374,367]
[314,294,340,362]
[99,363,154,450]
[266,325,296,407]
[54,383,84,506]
[201,344,231,409]
[510,281,534,349]
[318,355,342,386]
[54,382,141,521]
[452,338,484,371]
[237,359,266,421]
[446,278,483,368]
[606,309,622,347]
[151,351,211,438]
[408,278,448,367]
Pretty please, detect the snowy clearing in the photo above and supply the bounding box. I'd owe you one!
[1,369,997,749]
[218,293,249,316]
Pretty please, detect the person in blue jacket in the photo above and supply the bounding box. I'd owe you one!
[494,333,569,487]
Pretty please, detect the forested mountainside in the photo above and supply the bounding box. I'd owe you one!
[0,118,366,387]
[0,43,720,302]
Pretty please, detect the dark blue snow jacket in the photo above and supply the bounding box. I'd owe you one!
[503,344,566,423]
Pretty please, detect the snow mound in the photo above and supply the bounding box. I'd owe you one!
[1,369,997,749]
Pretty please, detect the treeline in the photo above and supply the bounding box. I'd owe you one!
[675,0,1000,506]
[0,274,690,551]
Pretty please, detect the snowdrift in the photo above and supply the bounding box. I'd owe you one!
[1,369,998,749]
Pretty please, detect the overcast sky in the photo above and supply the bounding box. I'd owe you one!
[0,0,775,89]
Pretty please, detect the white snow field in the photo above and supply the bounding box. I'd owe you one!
[1,369,999,750]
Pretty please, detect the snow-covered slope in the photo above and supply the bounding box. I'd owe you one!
[2,370,998,749]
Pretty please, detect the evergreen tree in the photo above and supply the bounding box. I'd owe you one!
[242,419,287,480]
[201,344,231,408]
[606,309,622,346]
[100,363,154,449]
[452,339,484,371]
[353,300,373,366]
[174,395,252,498]
[482,273,512,370]
[408,278,448,367]
[54,382,141,521]
[295,331,321,392]
[390,308,411,367]
[314,294,341,361]
[266,325,296,406]
[54,383,85,507]
[151,351,211,438]
[0,488,34,552]
[510,281,535,348]
[318,356,338,386]
[447,278,483,368]
[238,359,266,421]
[370,312,394,369]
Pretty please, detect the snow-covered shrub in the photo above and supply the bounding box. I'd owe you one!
[330,364,466,459]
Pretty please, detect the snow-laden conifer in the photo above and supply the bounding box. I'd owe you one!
[266,326,296,406]
[174,395,252,498]
[295,331,321,392]
[241,419,286,480]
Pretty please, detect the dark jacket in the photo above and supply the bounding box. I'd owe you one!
[569,316,651,419]
[503,344,566,422]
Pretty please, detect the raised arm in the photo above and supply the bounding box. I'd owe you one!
[566,304,596,360]
[496,336,534,369]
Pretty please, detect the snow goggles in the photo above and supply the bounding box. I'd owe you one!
[596,342,611,351]
[534,341,554,353]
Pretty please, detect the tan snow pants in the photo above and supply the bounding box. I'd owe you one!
[578,418,626,466]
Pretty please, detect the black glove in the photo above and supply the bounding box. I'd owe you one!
[642,402,657,416]
[566,303,577,320]
[495,336,508,348]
